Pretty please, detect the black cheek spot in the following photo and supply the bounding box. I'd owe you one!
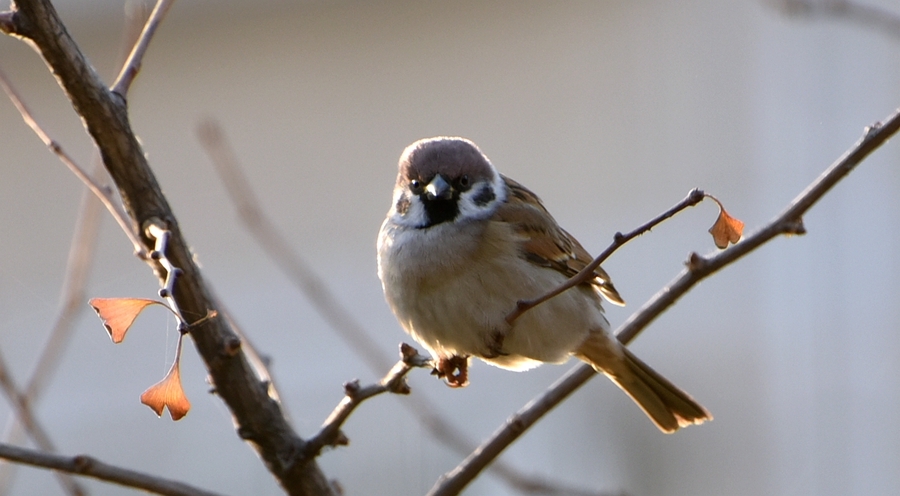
[471,185,496,207]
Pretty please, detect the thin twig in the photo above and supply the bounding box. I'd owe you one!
[429,108,900,496]
[0,352,85,495]
[0,442,223,496]
[0,68,145,258]
[196,120,393,374]
[506,188,707,324]
[110,0,177,96]
[197,119,609,495]
[304,344,432,458]
[146,221,188,326]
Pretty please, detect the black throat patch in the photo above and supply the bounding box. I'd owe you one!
[419,197,459,228]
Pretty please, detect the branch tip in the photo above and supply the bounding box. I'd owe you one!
[399,342,431,368]
[687,187,705,204]
[343,380,361,398]
[398,342,416,360]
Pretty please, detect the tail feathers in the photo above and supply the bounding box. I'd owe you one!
[576,337,711,433]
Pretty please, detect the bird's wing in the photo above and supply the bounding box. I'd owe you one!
[495,175,625,306]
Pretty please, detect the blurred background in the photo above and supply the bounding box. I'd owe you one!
[2,0,900,494]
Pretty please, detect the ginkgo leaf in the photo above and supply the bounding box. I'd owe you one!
[709,206,745,249]
[140,336,190,421]
[89,298,161,344]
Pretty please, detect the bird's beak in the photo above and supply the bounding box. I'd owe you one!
[425,175,453,200]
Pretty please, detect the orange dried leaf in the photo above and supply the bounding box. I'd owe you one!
[140,358,191,421]
[89,298,160,343]
[709,207,745,249]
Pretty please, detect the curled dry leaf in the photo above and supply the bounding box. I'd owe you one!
[709,206,745,249]
[89,297,161,343]
[140,336,190,421]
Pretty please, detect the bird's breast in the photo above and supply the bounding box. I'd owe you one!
[378,218,608,369]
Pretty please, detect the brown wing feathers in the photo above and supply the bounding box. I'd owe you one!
[497,176,625,306]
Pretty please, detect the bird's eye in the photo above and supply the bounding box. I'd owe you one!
[409,179,423,194]
[457,175,470,189]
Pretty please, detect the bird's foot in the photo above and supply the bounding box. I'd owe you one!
[433,355,469,388]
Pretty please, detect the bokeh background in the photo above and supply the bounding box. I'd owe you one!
[2,1,900,494]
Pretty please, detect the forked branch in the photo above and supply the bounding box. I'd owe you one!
[198,119,613,495]
[304,344,432,458]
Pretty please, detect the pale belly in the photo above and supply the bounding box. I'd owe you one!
[378,219,609,370]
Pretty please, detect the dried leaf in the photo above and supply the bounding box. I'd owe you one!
[709,207,745,249]
[140,337,190,421]
[89,298,160,344]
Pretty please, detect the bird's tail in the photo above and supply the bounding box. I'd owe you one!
[575,335,711,433]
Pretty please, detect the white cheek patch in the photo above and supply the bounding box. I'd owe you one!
[489,171,507,203]
[458,173,506,221]
[391,191,429,228]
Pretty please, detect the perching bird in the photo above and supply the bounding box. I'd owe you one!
[377,137,710,433]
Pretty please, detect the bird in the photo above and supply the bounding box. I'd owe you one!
[376,136,711,433]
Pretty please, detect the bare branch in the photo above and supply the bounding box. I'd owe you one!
[198,119,609,495]
[5,2,334,493]
[506,188,707,324]
[617,112,899,343]
[216,301,292,423]
[304,344,431,457]
[430,108,900,496]
[111,0,177,96]
[0,442,223,496]
[196,120,394,374]
[0,68,146,257]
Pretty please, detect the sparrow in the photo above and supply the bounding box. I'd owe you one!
[376,137,711,433]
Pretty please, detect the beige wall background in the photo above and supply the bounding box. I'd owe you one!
[2,0,900,495]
